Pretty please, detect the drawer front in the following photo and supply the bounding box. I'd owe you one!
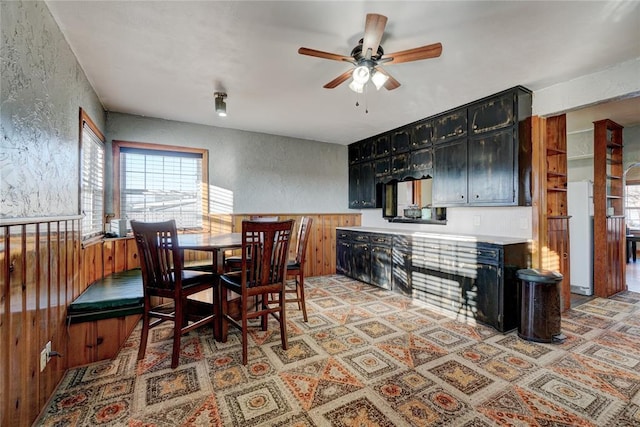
[336,230,353,241]
[352,233,371,243]
[369,233,392,246]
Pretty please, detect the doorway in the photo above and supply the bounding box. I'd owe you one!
[625,162,640,292]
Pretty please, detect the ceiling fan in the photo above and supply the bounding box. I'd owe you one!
[298,13,442,93]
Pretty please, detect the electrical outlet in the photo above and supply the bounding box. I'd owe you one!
[46,341,52,363]
[40,347,47,372]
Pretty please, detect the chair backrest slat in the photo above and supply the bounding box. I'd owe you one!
[295,217,313,265]
[241,220,294,288]
[131,220,182,292]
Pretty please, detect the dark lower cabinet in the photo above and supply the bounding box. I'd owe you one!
[336,236,352,277]
[370,235,392,290]
[339,229,528,332]
[392,235,412,296]
[336,230,391,290]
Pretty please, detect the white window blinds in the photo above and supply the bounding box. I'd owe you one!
[80,121,105,238]
[119,148,203,229]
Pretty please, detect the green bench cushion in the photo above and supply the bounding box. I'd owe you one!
[67,269,144,323]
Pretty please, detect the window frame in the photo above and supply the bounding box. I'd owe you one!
[112,140,209,230]
[78,109,106,240]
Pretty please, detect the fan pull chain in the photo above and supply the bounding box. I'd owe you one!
[365,84,369,114]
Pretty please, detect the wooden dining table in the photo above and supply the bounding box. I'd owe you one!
[179,232,242,340]
[179,232,242,274]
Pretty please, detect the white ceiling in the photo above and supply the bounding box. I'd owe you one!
[45,1,640,145]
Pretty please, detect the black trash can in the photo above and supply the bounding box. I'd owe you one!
[517,269,566,344]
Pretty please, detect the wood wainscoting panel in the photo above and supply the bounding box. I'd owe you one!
[220,213,361,278]
[0,216,81,427]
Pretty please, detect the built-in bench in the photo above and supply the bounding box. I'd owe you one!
[66,269,144,367]
[67,269,144,323]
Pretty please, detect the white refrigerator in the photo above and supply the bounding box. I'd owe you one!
[568,181,594,296]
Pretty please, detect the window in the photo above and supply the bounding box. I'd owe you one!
[626,183,640,230]
[113,141,208,229]
[79,109,105,239]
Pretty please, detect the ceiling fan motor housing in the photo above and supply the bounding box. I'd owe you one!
[351,38,384,61]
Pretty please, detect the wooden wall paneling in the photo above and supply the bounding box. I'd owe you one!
[67,321,96,367]
[103,240,115,277]
[113,239,127,273]
[0,226,8,427]
[0,217,81,426]
[125,238,139,270]
[25,225,39,420]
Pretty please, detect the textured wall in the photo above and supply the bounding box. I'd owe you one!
[106,112,348,214]
[0,1,104,218]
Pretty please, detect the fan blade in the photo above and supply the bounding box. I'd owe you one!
[323,69,354,89]
[362,14,387,59]
[380,42,442,64]
[298,47,353,63]
[375,67,401,90]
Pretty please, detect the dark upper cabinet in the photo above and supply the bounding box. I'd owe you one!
[412,119,434,149]
[348,161,376,208]
[409,147,433,179]
[391,152,410,181]
[433,109,467,144]
[433,138,468,205]
[469,93,515,135]
[348,144,360,165]
[391,129,412,153]
[360,139,375,162]
[348,86,532,209]
[374,157,391,182]
[374,135,391,158]
[349,139,374,164]
[468,129,516,205]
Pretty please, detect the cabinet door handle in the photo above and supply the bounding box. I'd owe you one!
[475,194,480,199]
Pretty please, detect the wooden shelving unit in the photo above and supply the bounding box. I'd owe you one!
[593,119,625,297]
[540,115,571,311]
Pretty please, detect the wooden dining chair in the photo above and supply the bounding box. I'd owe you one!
[218,219,294,365]
[285,217,313,322]
[224,215,280,272]
[131,219,217,369]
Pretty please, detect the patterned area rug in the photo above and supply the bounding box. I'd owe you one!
[35,275,640,426]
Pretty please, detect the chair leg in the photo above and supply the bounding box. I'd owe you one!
[241,295,249,365]
[297,274,308,322]
[171,300,184,369]
[137,308,150,361]
[279,286,288,351]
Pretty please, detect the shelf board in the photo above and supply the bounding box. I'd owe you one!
[607,175,622,180]
[607,141,623,149]
[547,187,567,192]
[606,195,622,199]
[546,147,567,155]
[547,172,567,178]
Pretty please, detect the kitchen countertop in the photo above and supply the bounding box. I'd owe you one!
[336,226,530,246]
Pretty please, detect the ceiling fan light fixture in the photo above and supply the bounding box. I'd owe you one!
[352,65,370,84]
[371,70,389,90]
[214,92,227,117]
[349,80,365,93]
